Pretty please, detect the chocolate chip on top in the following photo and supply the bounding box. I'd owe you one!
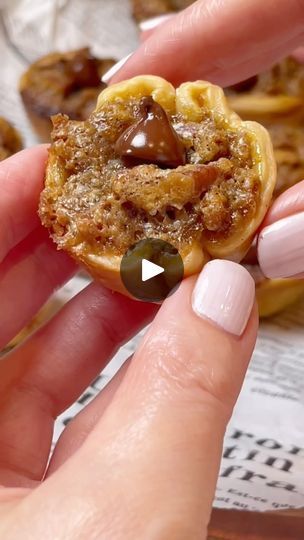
[115,96,186,168]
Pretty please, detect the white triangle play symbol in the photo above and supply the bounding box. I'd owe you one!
[141,259,164,282]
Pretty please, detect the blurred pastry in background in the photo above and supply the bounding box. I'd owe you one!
[19,47,115,142]
[0,117,23,161]
[132,0,194,22]
[256,277,304,318]
[243,248,304,317]
[226,56,304,122]
[226,57,304,196]
[267,122,304,195]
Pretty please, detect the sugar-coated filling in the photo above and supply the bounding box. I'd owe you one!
[40,97,261,256]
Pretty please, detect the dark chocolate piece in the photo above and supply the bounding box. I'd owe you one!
[115,96,186,168]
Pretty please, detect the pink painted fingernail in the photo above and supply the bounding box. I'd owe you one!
[258,211,304,278]
[139,14,173,32]
[192,260,255,336]
[102,53,134,84]
[292,47,304,63]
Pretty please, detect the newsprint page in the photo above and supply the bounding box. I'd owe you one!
[0,0,304,515]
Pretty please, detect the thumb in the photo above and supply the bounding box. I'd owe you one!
[8,261,257,539]
[112,0,304,86]
[90,260,257,536]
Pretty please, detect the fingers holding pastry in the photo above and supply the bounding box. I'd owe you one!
[39,75,276,295]
[0,282,156,487]
[11,264,257,539]
[0,146,48,264]
[0,228,75,351]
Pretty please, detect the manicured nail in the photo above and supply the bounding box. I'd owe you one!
[292,47,304,63]
[258,211,304,278]
[192,260,255,336]
[139,14,173,32]
[102,53,133,84]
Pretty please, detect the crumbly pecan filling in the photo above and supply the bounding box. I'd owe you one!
[40,97,260,256]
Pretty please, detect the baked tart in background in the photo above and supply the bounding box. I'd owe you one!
[0,117,23,161]
[226,57,304,196]
[39,75,276,297]
[132,0,194,22]
[226,57,304,316]
[19,48,115,142]
[226,57,304,122]
[267,122,304,196]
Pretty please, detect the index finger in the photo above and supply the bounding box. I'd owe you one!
[0,146,48,263]
[112,0,304,87]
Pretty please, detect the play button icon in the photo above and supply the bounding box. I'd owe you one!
[120,238,184,302]
[142,259,164,282]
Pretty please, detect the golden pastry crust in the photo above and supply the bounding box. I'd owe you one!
[132,0,194,22]
[0,117,23,161]
[40,75,276,297]
[19,47,115,141]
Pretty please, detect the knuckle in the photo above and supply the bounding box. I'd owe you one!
[143,324,236,418]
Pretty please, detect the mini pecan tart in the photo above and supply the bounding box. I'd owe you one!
[39,75,276,296]
[226,57,304,120]
[132,0,194,22]
[19,47,115,141]
[256,278,304,317]
[268,122,304,195]
[0,117,23,161]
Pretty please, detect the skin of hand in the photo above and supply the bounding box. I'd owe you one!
[110,0,304,87]
[0,148,259,539]
[257,179,304,279]
[1,0,304,534]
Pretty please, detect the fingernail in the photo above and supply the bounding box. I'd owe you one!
[258,211,304,278]
[102,53,133,84]
[192,260,255,336]
[292,47,304,63]
[139,14,173,32]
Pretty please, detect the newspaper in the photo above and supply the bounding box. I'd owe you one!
[1,0,304,514]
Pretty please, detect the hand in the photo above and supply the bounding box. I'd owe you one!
[0,148,257,538]
[107,0,304,87]
[258,179,304,279]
